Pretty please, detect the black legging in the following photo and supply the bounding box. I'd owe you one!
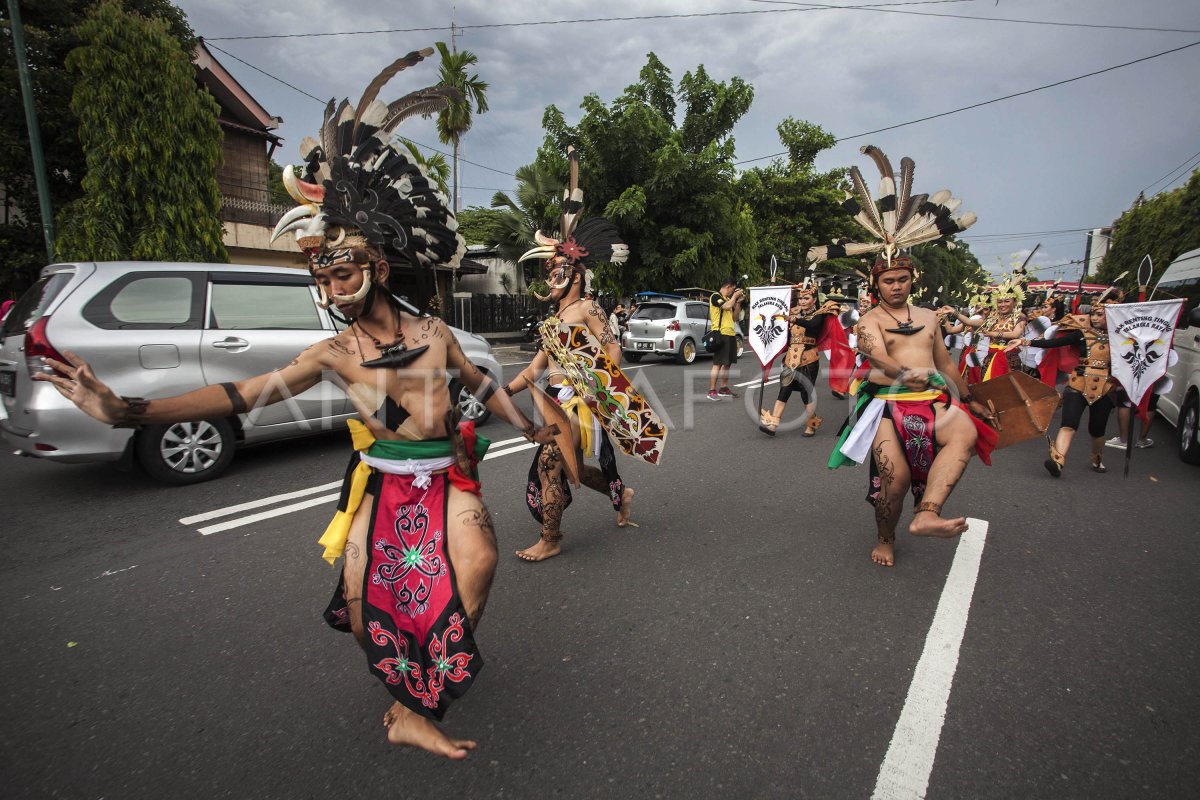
[777,361,820,404]
[1060,387,1115,437]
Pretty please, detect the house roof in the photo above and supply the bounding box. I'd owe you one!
[193,40,282,142]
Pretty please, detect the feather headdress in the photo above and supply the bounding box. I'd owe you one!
[271,48,466,272]
[518,147,629,294]
[807,145,977,279]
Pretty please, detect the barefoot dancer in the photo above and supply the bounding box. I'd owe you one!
[810,145,998,567]
[504,149,667,562]
[38,53,555,759]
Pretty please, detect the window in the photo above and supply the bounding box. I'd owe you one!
[631,303,677,321]
[209,282,322,330]
[686,303,708,320]
[82,272,203,330]
[1,272,72,337]
[1156,277,1200,328]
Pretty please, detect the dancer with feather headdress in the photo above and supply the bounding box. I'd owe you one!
[38,50,561,759]
[813,146,998,568]
[503,148,667,562]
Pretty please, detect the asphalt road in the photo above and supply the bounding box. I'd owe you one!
[3,350,1199,799]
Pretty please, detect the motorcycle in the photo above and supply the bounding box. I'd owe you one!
[520,312,540,342]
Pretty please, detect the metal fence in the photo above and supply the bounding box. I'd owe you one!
[220,195,291,227]
[451,294,540,333]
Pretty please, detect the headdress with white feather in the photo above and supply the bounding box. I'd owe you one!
[807,145,977,284]
[518,147,629,295]
[270,48,466,272]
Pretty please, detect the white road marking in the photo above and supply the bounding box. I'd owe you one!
[197,493,341,535]
[179,480,343,525]
[482,442,538,460]
[96,566,138,579]
[734,374,780,388]
[872,517,990,800]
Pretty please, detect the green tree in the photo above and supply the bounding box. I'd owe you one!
[54,0,226,262]
[454,206,505,245]
[737,118,858,280]
[535,52,759,296]
[1098,170,1200,291]
[487,161,564,270]
[395,137,451,197]
[434,41,489,214]
[0,0,194,294]
[907,240,987,305]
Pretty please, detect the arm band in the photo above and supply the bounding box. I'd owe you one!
[220,382,248,415]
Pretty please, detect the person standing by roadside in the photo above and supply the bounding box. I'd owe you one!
[608,302,626,341]
[708,279,744,400]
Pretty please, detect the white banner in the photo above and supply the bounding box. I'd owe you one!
[748,286,794,367]
[1105,298,1184,407]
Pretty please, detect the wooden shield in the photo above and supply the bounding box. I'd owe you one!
[528,385,581,487]
[968,370,1062,450]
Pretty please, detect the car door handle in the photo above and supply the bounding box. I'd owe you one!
[211,338,249,350]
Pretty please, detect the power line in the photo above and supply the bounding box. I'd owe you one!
[204,0,979,41]
[749,0,1200,34]
[735,38,1200,165]
[203,41,325,103]
[1141,149,1200,194]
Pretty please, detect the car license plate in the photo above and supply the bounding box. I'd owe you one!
[0,370,14,397]
[636,342,653,351]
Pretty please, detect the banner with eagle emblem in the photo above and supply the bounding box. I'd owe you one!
[747,286,794,367]
[1105,298,1184,413]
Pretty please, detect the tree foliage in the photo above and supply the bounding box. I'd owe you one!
[434,41,488,214]
[907,240,987,306]
[737,118,858,281]
[0,0,194,292]
[54,1,225,262]
[534,53,759,296]
[395,137,451,197]
[1098,170,1200,290]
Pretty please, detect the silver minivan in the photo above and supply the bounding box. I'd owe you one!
[621,298,745,365]
[1152,247,1200,464]
[0,261,501,484]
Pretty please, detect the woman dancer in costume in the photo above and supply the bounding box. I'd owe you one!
[1014,293,1122,475]
[503,149,667,562]
[759,282,842,436]
[940,281,1025,384]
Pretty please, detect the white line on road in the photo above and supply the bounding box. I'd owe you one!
[197,493,341,535]
[734,375,779,388]
[482,441,538,461]
[872,517,990,800]
[179,480,342,525]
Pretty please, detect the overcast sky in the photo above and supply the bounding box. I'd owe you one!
[176,0,1200,280]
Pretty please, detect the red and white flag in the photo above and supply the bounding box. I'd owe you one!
[747,286,793,367]
[1105,298,1184,417]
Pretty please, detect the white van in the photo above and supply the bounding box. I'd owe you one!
[1152,247,1200,464]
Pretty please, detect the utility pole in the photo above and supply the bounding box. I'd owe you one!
[6,0,56,261]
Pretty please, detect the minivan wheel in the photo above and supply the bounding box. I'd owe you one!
[450,371,493,425]
[136,418,236,485]
[1179,394,1200,465]
[676,338,697,365]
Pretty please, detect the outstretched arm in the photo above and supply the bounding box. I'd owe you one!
[37,343,328,427]
[441,319,541,437]
[933,331,995,421]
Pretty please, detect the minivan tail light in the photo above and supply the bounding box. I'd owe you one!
[26,316,68,376]
[666,320,680,331]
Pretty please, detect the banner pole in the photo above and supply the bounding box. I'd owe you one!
[1123,401,1135,478]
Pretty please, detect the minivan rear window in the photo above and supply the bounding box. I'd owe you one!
[631,303,677,321]
[1155,277,1200,327]
[1,271,73,338]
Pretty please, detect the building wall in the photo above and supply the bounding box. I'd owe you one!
[223,221,306,268]
[457,255,526,296]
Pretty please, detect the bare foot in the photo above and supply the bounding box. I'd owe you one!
[516,537,562,562]
[871,541,895,567]
[385,701,476,760]
[909,511,969,538]
[617,487,636,527]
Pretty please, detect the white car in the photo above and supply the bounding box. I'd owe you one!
[1152,247,1200,464]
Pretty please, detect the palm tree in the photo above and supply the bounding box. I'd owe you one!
[489,162,564,277]
[394,138,451,197]
[434,41,489,215]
